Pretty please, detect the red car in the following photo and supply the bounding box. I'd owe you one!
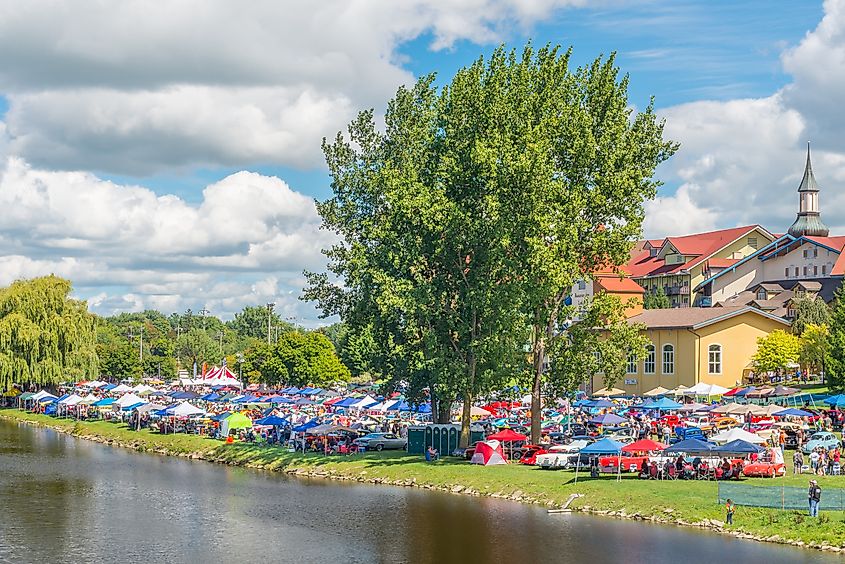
[518,444,551,465]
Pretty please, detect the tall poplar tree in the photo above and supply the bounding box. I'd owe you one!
[0,276,98,391]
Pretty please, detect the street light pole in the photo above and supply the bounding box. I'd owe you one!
[266,302,276,344]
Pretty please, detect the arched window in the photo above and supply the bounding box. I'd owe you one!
[644,344,656,374]
[662,344,674,375]
[708,344,722,374]
[627,353,637,374]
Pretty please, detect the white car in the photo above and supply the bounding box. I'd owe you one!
[536,440,589,470]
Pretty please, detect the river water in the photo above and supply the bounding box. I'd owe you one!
[0,420,835,564]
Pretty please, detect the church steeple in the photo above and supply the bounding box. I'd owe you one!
[788,143,829,238]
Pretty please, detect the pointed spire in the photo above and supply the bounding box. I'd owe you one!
[798,141,819,193]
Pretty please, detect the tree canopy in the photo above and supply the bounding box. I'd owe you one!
[305,44,675,444]
[0,276,98,390]
[244,331,350,387]
[752,329,800,374]
[643,287,671,310]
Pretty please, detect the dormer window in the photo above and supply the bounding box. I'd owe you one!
[756,289,767,301]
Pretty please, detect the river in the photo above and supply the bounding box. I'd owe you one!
[0,420,835,563]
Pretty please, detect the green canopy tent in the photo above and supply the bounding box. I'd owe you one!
[220,412,253,437]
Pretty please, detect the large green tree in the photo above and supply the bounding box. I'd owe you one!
[826,285,845,389]
[244,331,350,387]
[799,323,829,378]
[96,322,141,380]
[226,305,294,342]
[0,276,98,390]
[751,329,800,374]
[306,52,532,444]
[643,287,671,310]
[175,328,219,374]
[791,295,830,335]
[486,47,676,442]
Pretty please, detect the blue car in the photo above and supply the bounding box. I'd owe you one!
[802,432,841,454]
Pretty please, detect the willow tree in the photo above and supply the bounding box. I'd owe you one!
[0,276,98,391]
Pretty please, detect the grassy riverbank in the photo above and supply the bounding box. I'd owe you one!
[3,408,844,552]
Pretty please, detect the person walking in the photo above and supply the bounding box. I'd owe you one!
[725,498,735,525]
[793,449,804,475]
[808,479,822,517]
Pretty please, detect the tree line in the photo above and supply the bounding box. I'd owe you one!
[0,275,352,393]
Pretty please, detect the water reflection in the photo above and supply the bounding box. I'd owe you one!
[0,420,836,564]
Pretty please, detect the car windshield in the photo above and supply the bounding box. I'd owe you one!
[361,433,383,439]
[810,433,828,440]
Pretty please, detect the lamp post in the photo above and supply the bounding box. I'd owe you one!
[266,302,276,344]
[236,353,244,380]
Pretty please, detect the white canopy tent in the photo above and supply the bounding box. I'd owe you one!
[115,393,146,408]
[111,384,133,394]
[710,427,767,444]
[170,402,205,417]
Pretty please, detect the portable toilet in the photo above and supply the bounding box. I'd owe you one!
[407,426,426,455]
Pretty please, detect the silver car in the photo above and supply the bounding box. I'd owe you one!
[353,432,407,451]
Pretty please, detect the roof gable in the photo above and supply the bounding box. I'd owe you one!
[627,305,791,330]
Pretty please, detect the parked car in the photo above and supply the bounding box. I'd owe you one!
[536,440,590,470]
[352,432,407,451]
[670,426,705,444]
[712,417,740,431]
[802,432,841,454]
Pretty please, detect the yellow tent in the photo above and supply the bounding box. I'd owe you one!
[2,388,21,397]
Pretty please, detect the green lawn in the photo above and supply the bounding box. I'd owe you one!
[3,408,845,550]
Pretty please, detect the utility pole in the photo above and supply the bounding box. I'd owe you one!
[175,325,183,339]
[266,302,275,344]
[200,308,210,330]
[216,331,224,356]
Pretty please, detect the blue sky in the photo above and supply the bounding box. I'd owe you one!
[91,1,825,203]
[0,0,840,321]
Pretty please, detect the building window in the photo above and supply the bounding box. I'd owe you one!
[756,289,767,300]
[814,265,818,276]
[803,266,808,276]
[577,280,586,290]
[814,247,819,258]
[644,344,655,374]
[626,354,638,374]
[795,267,799,277]
[708,344,722,374]
[747,237,757,249]
[785,267,790,278]
[803,249,809,258]
[823,265,827,276]
[662,344,674,375]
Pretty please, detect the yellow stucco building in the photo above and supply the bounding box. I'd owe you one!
[592,306,791,395]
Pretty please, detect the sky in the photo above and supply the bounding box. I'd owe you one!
[0,0,841,324]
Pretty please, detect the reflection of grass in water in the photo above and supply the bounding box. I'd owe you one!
[4,408,845,549]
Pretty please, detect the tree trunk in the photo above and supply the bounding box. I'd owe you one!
[460,390,473,448]
[460,353,477,448]
[530,325,544,445]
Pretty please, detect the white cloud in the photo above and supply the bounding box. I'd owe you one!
[652,0,845,237]
[0,158,335,320]
[0,0,585,174]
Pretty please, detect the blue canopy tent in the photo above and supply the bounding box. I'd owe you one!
[823,394,845,407]
[295,398,316,406]
[201,392,221,402]
[733,386,756,397]
[575,437,624,483]
[415,403,432,414]
[280,387,300,394]
[269,396,293,404]
[44,403,58,415]
[774,407,815,417]
[292,419,320,432]
[101,384,117,391]
[121,401,146,411]
[590,399,615,408]
[254,415,290,427]
[333,397,360,408]
[714,439,765,455]
[640,397,683,411]
[589,413,626,426]
[209,412,232,422]
[93,398,116,407]
[663,438,716,454]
